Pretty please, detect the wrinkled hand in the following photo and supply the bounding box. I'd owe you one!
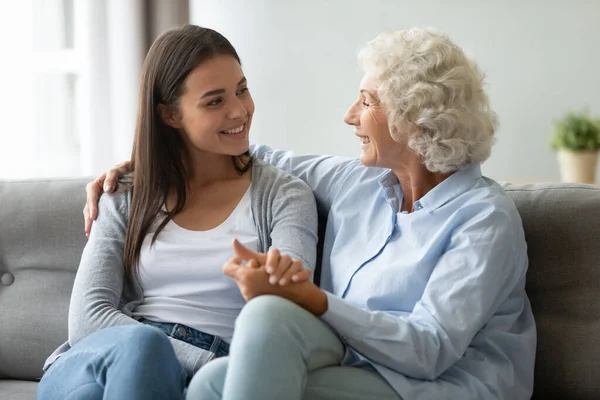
[84,161,131,237]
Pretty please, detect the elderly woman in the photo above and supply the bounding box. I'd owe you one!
[86,28,536,399]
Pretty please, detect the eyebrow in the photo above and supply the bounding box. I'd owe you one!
[360,89,381,103]
[201,77,247,99]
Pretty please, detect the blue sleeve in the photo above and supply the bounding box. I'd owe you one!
[320,208,527,380]
[250,144,354,215]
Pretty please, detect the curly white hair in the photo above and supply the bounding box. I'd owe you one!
[358,28,498,173]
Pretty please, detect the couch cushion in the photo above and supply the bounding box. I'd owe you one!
[0,179,88,380]
[0,380,38,400]
[504,183,600,399]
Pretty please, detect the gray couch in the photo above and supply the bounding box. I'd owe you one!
[1,178,599,399]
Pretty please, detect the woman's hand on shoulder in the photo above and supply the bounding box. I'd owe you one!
[84,161,132,237]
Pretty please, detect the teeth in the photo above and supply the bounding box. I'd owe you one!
[361,137,370,144]
[222,125,244,134]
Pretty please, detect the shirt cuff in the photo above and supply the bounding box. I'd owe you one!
[319,291,369,340]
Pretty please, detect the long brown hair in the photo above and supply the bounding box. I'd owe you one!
[123,25,252,280]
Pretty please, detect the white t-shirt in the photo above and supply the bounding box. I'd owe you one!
[132,187,258,343]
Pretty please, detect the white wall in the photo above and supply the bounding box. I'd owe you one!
[191,0,600,181]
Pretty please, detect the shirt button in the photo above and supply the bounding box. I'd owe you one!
[414,202,423,210]
[177,326,187,336]
[1,273,14,286]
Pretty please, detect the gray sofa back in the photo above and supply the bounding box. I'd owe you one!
[1,178,599,398]
[0,179,87,381]
[504,183,600,399]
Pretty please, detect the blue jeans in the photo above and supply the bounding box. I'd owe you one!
[37,324,185,400]
[186,296,401,400]
[37,322,230,400]
[141,318,229,360]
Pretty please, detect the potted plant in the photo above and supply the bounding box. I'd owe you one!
[550,110,600,184]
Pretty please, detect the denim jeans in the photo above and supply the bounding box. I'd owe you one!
[37,321,230,400]
[187,296,401,400]
[37,324,185,400]
[141,318,230,360]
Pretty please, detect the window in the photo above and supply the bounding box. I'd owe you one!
[0,0,84,179]
[0,1,186,180]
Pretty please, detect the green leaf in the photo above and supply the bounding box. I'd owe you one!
[550,110,600,151]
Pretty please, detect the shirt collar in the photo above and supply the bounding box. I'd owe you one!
[378,163,483,212]
[378,171,401,212]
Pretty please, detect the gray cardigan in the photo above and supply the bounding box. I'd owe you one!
[43,160,318,377]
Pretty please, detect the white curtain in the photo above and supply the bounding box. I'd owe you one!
[75,0,190,177]
[0,0,188,179]
[78,0,145,176]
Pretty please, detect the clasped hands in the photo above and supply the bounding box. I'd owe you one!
[224,239,328,316]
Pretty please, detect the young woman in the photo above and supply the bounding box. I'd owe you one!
[37,25,317,400]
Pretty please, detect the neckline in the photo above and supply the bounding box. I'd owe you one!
[167,184,252,237]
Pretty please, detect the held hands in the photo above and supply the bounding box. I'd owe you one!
[224,240,328,316]
[230,239,312,286]
[223,240,312,303]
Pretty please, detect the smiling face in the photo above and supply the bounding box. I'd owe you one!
[163,55,255,157]
[344,74,407,169]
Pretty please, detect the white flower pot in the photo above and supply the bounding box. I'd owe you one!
[556,149,599,184]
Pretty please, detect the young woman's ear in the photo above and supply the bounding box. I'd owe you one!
[157,104,183,129]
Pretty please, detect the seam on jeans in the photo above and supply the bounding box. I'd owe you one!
[194,349,213,371]
[168,323,180,337]
[207,336,221,354]
[93,353,109,390]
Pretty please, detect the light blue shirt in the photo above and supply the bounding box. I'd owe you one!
[252,145,536,400]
